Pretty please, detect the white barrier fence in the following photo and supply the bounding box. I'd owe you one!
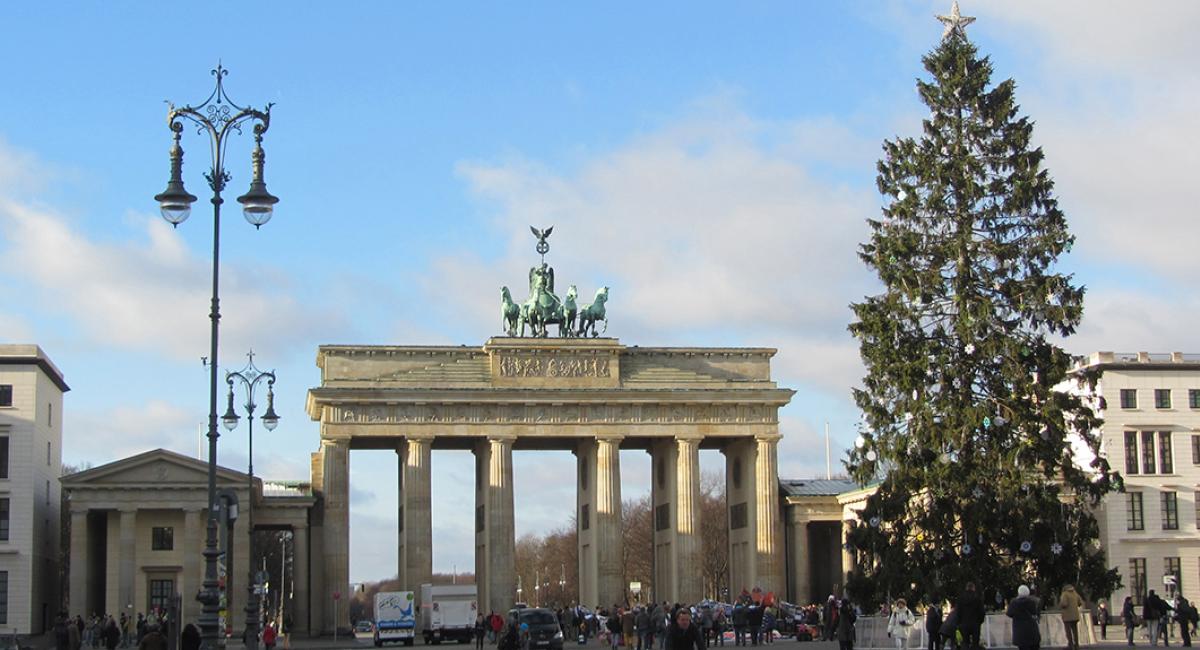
[853,613,1096,650]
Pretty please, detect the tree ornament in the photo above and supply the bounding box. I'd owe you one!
[982,416,991,428]
[1050,542,1063,555]
[972,487,984,499]
[898,189,908,201]
[963,543,972,555]
[855,435,866,449]
[870,516,882,528]
[866,450,878,462]
[994,415,1006,427]
[965,343,975,354]
[1020,541,1032,553]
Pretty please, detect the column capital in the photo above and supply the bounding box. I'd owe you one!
[406,433,437,443]
[321,437,350,451]
[675,435,702,450]
[754,433,783,444]
[487,434,517,445]
[596,434,625,445]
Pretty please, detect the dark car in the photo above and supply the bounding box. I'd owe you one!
[509,608,563,650]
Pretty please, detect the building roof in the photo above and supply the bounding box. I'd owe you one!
[0,344,70,391]
[780,478,859,497]
[1073,351,1200,373]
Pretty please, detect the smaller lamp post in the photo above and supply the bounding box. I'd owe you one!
[222,351,279,650]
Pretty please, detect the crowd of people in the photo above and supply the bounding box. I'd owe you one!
[49,610,281,650]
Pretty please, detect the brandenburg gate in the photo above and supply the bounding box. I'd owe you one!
[303,231,794,632]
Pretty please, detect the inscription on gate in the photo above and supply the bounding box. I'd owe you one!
[498,355,610,378]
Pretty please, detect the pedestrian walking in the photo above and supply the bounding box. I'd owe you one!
[732,604,747,647]
[1059,584,1084,650]
[957,584,984,650]
[1006,586,1041,650]
[137,625,166,650]
[475,614,487,650]
[747,605,764,647]
[1146,590,1171,647]
[823,597,838,643]
[836,600,857,650]
[888,599,915,650]
[1176,597,1196,647]
[263,622,278,650]
[665,609,704,650]
[1123,597,1138,646]
[924,601,943,650]
[179,625,200,650]
[939,605,960,650]
[1098,601,1111,641]
[105,617,121,650]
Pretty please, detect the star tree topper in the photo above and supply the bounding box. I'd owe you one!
[936,0,976,40]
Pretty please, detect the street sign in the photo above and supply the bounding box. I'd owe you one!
[629,582,642,595]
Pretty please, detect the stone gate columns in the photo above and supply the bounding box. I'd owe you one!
[292,525,310,637]
[576,435,625,608]
[320,438,350,633]
[723,433,784,598]
[754,434,784,594]
[398,435,433,604]
[118,509,137,610]
[675,436,703,603]
[475,435,516,614]
[648,440,677,604]
[69,509,89,616]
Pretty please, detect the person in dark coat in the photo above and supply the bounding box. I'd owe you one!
[105,618,122,650]
[925,602,944,650]
[836,600,857,650]
[1145,590,1172,647]
[180,624,201,650]
[137,625,167,650]
[1175,597,1194,647]
[1122,597,1137,647]
[939,606,960,650]
[732,604,748,646]
[823,597,838,642]
[666,609,705,650]
[55,613,73,650]
[957,584,984,650]
[747,606,764,647]
[1005,586,1041,650]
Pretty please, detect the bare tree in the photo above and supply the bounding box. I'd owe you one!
[621,495,653,604]
[698,471,728,600]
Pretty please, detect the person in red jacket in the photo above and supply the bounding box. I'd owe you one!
[262,623,278,650]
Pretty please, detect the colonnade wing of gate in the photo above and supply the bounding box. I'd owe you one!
[305,338,794,633]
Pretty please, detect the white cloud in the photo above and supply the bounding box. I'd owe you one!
[0,198,343,363]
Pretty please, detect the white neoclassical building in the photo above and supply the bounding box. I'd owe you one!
[0,344,68,634]
[1078,352,1200,606]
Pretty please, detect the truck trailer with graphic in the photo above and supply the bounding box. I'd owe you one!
[374,591,416,646]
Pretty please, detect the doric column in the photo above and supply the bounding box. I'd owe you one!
[118,509,137,611]
[675,436,702,603]
[787,515,810,605]
[476,435,515,614]
[292,525,309,637]
[649,440,679,604]
[69,509,89,617]
[595,435,624,607]
[400,436,434,606]
[841,520,857,587]
[320,438,350,633]
[183,508,203,625]
[754,434,784,595]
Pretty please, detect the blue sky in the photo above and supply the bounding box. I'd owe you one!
[3,2,1199,583]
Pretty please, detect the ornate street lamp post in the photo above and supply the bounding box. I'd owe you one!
[222,351,279,650]
[154,64,278,650]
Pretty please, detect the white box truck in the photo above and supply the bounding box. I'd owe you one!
[374,591,417,646]
[420,583,479,644]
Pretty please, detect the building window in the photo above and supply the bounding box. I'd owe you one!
[655,503,670,532]
[580,504,590,531]
[1121,389,1138,409]
[1156,389,1172,409]
[0,437,8,479]
[0,570,7,624]
[0,498,8,541]
[1125,432,1140,475]
[149,579,174,613]
[1160,432,1175,474]
[47,402,52,426]
[152,527,174,551]
[1143,432,1157,474]
[1166,557,1182,594]
[1127,492,1144,531]
[475,505,484,533]
[1162,492,1179,530]
[0,385,11,407]
[730,502,748,530]
[1130,558,1147,605]
[1191,389,1200,409]
[1195,491,1200,529]
[46,442,50,466]
[1194,436,1200,465]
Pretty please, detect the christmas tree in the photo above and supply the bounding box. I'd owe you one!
[845,3,1120,608]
